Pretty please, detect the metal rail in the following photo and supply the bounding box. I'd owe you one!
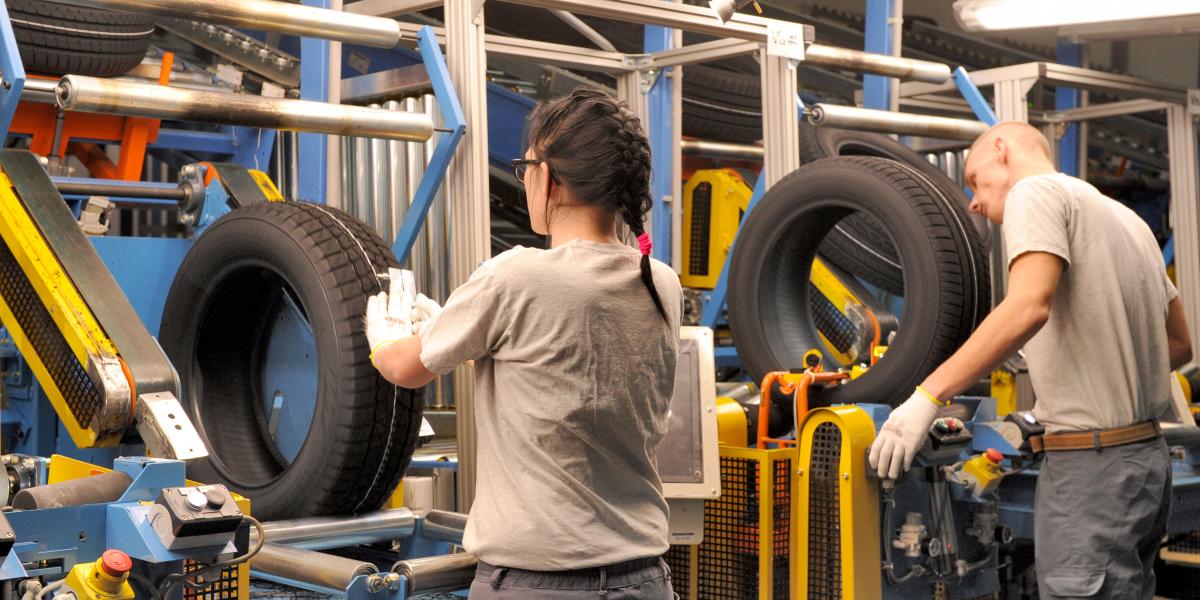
[56,76,434,142]
[252,544,378,591]
[806,104,987,141]
[805,44,951,83]
[255,508,416,551]
[57,0,401,47]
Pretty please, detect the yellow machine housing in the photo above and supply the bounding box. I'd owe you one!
[65,555,135,600]
[682,169,752,289]
[795,406,881,600]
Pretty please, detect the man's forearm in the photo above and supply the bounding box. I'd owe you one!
[920,298,1050,401]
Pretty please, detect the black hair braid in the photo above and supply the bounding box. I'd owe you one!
[611,107,669,323]
[524,87,671,324]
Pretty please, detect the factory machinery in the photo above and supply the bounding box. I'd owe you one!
[0,0,1196,599]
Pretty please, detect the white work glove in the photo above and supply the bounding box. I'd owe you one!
[410,293,443,337]
[868,387,943,480]
[364,269,417,364]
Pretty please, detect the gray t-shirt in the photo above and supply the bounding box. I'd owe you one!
[1003,173,1177,434]
[419,239,683,570]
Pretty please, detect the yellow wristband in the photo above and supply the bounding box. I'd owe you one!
[915,385,949,407]
[369,339,401,368]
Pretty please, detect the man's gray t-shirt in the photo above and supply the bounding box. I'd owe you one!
[1003,173,1177,434]
[418,239,683,570]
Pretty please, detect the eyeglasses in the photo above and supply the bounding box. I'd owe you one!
[512,158,560,185]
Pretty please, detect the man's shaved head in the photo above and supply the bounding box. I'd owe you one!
[963,121,1058,225]
[969,121,1053,162]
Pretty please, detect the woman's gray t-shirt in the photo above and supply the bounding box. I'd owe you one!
[418,239,683,570]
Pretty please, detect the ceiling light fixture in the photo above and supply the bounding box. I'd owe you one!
[709,0,762,24]
[953,0,1200,31]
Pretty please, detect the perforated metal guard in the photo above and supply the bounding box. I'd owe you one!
[664,544,692,599]
[182,561,241,600]
[0,239,101,427]
[809,283,857,354]
[807,421,842,599]
[688,182,712,277]
[772,458,792,598]
[698,455,760,598]
[1169,531,1200,554]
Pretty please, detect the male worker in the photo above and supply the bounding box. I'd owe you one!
[868,121,1192,599]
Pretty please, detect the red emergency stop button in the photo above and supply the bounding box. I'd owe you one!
[986,448,1003,463]
[100,549,132,576]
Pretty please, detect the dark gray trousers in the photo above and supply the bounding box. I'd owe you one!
[1035,436,1171,599]
[468,557,674,599]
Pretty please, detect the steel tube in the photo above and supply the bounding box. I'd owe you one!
[680,139,763,160]
[550,10,618,52]
[56,76,433,142]
[54,181,190,201]
[805,44,951,84]
[392,553,478,593]
[806,104,987,141]
[57,0,400,47]
[422,510,468,545]
[255,508,416,551]
[252,544,378,591]
[22,79,57,104]
[370,103,390,239]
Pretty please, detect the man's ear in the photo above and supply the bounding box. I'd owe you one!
[993,135,1008,165]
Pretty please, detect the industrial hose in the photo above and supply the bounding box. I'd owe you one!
[880,484,926,585]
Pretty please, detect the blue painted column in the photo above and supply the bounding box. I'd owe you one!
[297,0,332,203]
[1055,40,1084,177]
[862,0,895,110]
[645,25,673,264]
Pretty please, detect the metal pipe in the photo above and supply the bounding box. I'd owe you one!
[805,44,950,84]
[54,181,190,202]
[12,471,131,509]
[550,10,618,52]
[386,100,406,246]
[422,510,467,545]
[56,76,433,142]
[251,544,378,591]
[680,139,764,160]
[355,134,373,223]
[56,0,400,47]
[370,103,390,240]
[807,104,987,141]
[391,553,478,593]
[21,79,57,104]
[254,508,415,551]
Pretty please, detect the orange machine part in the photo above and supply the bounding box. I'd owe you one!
[755,370,849,449]
[10,53,175,181]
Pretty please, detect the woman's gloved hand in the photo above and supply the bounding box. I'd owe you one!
[411,293,443,336]
[365,269,417,366]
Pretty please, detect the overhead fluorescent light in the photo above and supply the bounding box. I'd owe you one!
[953,0,1200,32]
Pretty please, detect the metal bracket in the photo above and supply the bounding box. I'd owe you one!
[134,392,208,461]
[622,54,654,70]
[639,68,661,95]
[1189,89,1200,116]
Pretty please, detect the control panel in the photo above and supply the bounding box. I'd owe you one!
[148,484,242,550]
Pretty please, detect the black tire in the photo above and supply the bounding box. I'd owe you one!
[798,125,987,295]
[727,156,990,408]
[160,201,424,520]
[8,0,154,77]
[681,66,762,143]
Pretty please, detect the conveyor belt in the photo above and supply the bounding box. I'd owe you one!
[0,150,205,459]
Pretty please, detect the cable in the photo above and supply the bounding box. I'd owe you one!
[33,579,65,600]
[155,516,265,600]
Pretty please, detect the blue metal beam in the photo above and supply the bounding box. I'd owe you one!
[231,126,277,171]
[952,67,999,126]
[862,0,894,110]
[1055,40,1084,177]
[150,129,237,155]
[645,24,673,264]
[0,1,25,140]
[297,0,332,202]
[391,27,466,263]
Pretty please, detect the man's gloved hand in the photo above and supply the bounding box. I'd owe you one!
[868,387,943,480]
[364,269,417,365]
[410,293,443,336]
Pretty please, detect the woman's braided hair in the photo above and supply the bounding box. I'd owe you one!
[526,87,668,322]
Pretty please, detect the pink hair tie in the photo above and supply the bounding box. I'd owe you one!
[637,233,653,256]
